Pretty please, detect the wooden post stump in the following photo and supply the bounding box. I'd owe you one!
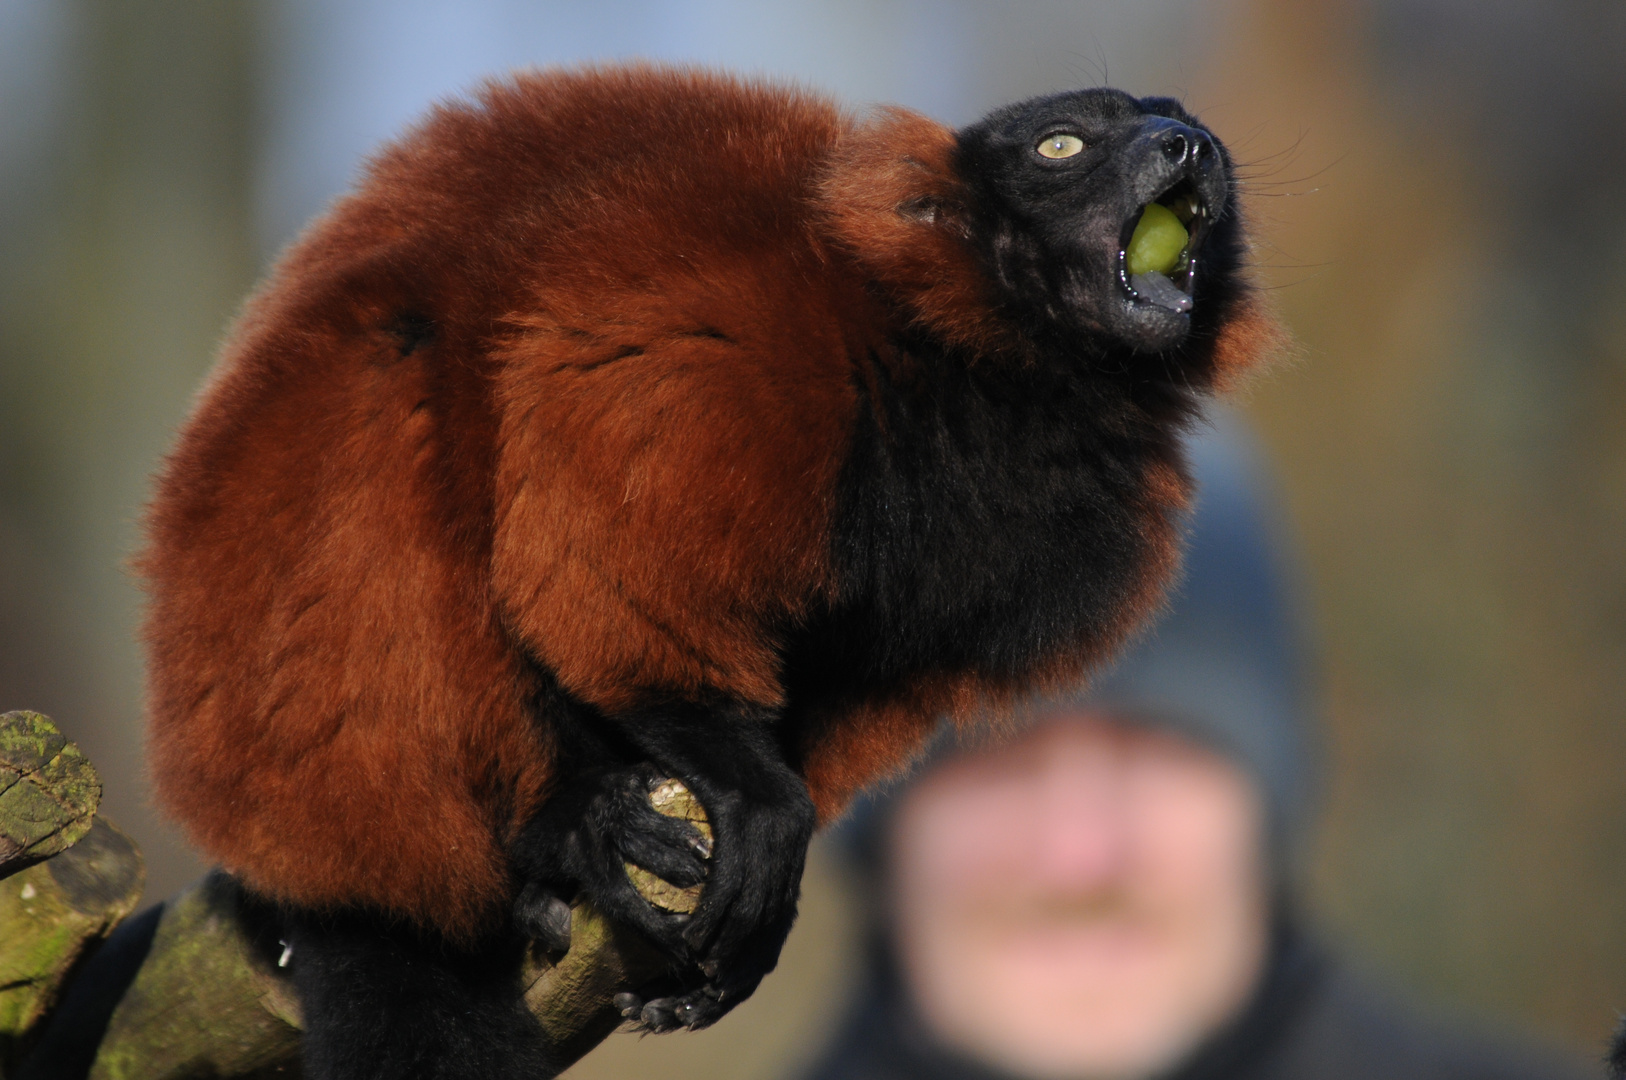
[0,711,704,1079]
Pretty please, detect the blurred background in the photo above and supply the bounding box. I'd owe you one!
[1,0,1623,1075]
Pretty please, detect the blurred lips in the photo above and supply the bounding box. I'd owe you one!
[958,887,1177,966]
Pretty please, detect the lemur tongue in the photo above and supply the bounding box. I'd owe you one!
[1130,271,1194,314]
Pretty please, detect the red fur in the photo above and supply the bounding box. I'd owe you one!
[142,65,1274,939]
[818,107,1030,361]
[1208,293,1289,392]
[798,674,983,823]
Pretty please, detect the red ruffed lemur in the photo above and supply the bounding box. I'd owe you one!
[138,65,1276,1079]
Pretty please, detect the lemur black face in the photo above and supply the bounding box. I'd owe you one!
[956,89,1237,355]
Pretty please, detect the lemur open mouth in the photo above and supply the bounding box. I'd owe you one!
[1118,176,1211,315]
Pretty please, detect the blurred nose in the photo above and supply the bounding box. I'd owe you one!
[1144,117,1216,170]
[1032,747,1131,888]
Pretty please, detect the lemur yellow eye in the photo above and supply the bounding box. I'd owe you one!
[1037,134,1085,159]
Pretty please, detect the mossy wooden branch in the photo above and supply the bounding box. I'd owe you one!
[0,712,703,1079]
[0,711,101,874]
[0,709,132,1067]
[0,819,145,1065]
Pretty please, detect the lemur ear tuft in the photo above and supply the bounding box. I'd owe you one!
[818,107,1027,359]
[897,193,944,225]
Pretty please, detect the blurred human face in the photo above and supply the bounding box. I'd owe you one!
[887,713,1268,1080]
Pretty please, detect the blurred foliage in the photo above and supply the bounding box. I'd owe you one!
[0,0,258,901]
[1211,0,1626,1049]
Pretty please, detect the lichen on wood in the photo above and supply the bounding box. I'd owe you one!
[0,710,130,1069]
[86,873,302,1080]
[0,818,144,1052]
[0,711,101,875]
[76,875,677,1080]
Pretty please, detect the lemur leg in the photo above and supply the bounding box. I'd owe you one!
[512,697,816,1032]
[282,907,563,1080]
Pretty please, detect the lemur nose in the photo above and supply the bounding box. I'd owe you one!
[1159,125,1214,167]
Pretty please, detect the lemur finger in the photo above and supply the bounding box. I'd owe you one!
[619,826,709,888]
[512,882,574,953]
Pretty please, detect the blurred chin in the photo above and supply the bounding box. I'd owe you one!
[943,926,1204,1079]
[904,914,1259,1080]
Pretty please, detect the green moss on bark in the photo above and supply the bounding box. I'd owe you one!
[0,711,101,873]
[0,818,144,1057]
